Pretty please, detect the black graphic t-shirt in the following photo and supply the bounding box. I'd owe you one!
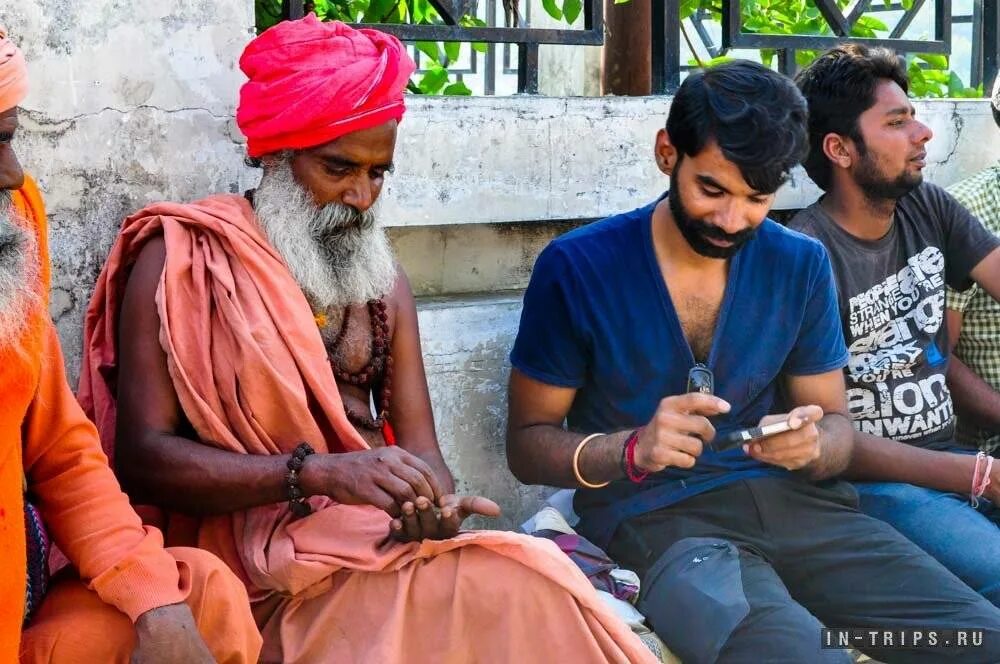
[791,182,999,449]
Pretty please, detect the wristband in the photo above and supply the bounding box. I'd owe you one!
[287,442,316,518]
[624,428,649,484]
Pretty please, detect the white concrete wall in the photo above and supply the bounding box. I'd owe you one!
[6,0,1000,527]
[388,96,1000,225]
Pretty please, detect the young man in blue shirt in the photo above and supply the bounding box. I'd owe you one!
[507,60,1000,663]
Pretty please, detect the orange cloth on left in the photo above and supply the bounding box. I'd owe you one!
[20,546,261,664]
[1,177,203,661]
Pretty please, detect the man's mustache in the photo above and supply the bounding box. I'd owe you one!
[694,219,755,244]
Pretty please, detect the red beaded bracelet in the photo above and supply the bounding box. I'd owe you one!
[624,428,649,484]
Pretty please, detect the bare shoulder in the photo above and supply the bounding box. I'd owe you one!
[130,234,167,283]
[121,235,167,322]
[386,262,415,311]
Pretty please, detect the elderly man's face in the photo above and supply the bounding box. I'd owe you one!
[289,121,397,214]
[0,107,24,191]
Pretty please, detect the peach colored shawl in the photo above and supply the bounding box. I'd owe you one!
[79,194,655,662]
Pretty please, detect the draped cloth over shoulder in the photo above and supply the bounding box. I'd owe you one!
[78,194,656,663]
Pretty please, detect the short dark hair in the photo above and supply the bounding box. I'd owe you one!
[666,60,808,195]
[794,43,909,190]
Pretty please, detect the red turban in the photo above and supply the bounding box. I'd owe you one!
[0,25,28,113]
[237,15,416,158]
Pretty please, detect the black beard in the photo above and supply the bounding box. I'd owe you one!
[854,143,922,202]
[669,185,756,259]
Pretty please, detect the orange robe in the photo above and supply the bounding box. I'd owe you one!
[79,194,657,663]
[1,177,261,662]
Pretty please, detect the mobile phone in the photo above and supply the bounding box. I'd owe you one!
[708,419,795,453]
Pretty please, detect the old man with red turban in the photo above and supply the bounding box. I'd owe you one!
[80,14,655,662]
[0,24,261,664]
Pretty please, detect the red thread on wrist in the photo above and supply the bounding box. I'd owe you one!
[625,428,649,484]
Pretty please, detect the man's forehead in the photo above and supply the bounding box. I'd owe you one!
[686,140,762,195]
[869,79,912,114]
[307,121,397,161]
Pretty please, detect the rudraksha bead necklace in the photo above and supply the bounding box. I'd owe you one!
[324,299,393,431]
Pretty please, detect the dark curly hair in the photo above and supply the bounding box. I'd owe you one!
[666,59,809,195]
[794,43,909,191]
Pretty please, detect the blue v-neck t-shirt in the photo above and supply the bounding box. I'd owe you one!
[510,195,850,548]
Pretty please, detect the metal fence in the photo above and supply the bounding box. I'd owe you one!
[278,0,999,97]
[281,0,600,92]
[655,0,999,94]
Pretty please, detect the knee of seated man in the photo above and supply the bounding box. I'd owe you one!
[637,537,751,664]
[20,575,137,663]
[169,546,255,621]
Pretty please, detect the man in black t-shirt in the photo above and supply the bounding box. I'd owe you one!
[792,44,1000,606]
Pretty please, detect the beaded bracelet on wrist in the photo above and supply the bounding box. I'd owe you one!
[287,442,316,518]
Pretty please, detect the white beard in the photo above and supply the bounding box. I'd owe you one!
[252,156,398,312]
[0,190,40,348]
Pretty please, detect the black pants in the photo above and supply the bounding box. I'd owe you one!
[606,477,1000,664]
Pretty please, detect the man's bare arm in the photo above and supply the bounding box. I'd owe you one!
[506,369,729,487]
[385,268,454,494]
[506,370,626,487]
[116,237,443,516]
[844,432,983,498]
[946,307,1000,431]
[970,245,1000,302]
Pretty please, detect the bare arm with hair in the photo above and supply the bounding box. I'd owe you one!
[506,369,732,488]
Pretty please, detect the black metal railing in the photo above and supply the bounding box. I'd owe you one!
[281,0,601,93]
[654,0,999,95]
[275,0,998,98]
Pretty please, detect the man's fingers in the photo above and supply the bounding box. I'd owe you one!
[374,473,418,508]
[389,461,437,502]
[645,434,702,466]
[754,428,818,455]
[365,485,402,517]
[397,452,446,500]
[662,393,731,416]
[787,404,824,429]
[658,412,715,442]
[415,496,440,538]
[401,501,424,540]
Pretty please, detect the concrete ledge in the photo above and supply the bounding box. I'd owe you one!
[387,96,1000,225]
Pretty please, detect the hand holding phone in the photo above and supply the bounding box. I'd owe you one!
[736,405,825,471]
[708,419,795,453]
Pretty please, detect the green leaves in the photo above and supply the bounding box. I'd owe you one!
[416,41,441,64]
[542,0,563,21]
[541,0,582,24]
[443,81,473,95]
[564,0,583,25]
[418,67,450,94]
[916,53,949,70]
